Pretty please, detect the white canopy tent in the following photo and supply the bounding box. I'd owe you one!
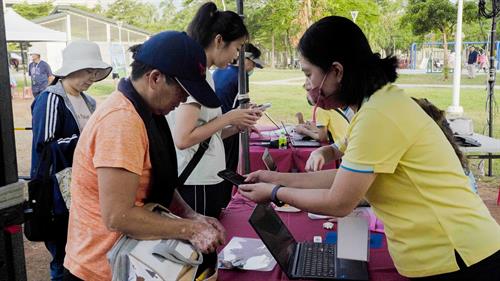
[5,8,66,42]
[5,8,67,96]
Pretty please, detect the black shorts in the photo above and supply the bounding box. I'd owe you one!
[410,250,500,281]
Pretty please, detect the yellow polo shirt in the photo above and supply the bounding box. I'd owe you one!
[338,84,500,277]
[315,108,349,143]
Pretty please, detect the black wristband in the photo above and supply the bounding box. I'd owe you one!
[271,184,284,207]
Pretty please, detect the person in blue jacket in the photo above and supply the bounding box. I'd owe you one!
[30,40,111,281]
[213,43,263,199]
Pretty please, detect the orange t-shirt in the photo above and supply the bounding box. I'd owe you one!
[64,91,152,280]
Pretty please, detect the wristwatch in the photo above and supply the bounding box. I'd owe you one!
[271,184,285,207]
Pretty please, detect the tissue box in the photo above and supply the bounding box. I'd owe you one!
[447,117,474,135]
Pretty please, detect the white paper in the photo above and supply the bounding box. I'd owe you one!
[337,209,370,262]
[218,237,277,271]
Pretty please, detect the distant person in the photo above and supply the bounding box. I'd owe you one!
[213,43,264,113]
[29,49,55,97]
[295,94,350,144]
[478,50,488,73]
[213,43,263,181]
[467,46,478,79]
[31,40,111,281]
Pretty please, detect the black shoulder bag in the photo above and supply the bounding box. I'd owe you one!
[24,143,68,241]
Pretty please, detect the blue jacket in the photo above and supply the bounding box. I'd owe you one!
[30,81,96,214]
[213,65,239,114]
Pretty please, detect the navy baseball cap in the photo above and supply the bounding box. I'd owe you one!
[134,31,220,108]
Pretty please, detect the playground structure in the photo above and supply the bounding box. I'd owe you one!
[409,41,500,72]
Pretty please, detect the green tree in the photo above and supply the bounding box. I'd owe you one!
[12,1,53,20]
[70,3,104,15]
[106,0,159,31]
[246,0,300,68]
[404,0,477,80]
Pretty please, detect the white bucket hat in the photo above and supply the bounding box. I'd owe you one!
[54,40,112,82]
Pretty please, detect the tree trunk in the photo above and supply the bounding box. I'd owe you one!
[271,32,275,69]
[282,51,288,68]
[442,31,449,80]
[285,30,293,68]
[306,0,312,26]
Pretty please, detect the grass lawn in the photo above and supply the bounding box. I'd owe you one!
[396,72,491,85]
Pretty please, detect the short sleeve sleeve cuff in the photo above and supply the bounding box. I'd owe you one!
[340,160,374,174]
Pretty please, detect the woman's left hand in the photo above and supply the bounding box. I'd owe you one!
[238,182,275,203]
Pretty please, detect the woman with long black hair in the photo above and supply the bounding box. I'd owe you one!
[239,16,500,280]
[168,2,261,218]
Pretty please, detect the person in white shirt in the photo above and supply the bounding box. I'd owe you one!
[167,2,261,218]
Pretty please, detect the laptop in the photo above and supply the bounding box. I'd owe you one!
[249,203,369,280]
[262,148,277,171]
[281,121,321,147]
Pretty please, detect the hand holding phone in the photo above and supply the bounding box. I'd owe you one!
[217,169,247,186]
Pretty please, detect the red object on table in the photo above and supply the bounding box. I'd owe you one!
[217,194,408,281]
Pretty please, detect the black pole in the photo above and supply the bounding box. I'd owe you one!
[479,0,499,176]
[237,0,251,174]
[486,0,497,176]
[19,42,27,93]
[0,1,27,280]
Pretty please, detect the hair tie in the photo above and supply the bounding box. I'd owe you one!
[370,53,381,62]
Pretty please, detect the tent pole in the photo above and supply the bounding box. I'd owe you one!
[19,42,28,95]
[0,1,27,279]
[486,0,497,176]
[236,0,250,174]
[479,0,499,176]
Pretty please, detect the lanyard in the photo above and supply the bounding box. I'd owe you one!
[32,63,39,75]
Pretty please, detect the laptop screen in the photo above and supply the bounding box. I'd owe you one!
[249,203,297,274]
[262,148,277,171]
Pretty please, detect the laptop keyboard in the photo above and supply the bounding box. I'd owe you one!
[299,242,336,278]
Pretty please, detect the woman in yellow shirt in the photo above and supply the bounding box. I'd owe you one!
[239,16,500,280]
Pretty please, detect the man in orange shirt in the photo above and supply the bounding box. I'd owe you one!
[63,31,225,280]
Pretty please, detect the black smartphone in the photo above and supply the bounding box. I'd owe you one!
[217,169,247,186]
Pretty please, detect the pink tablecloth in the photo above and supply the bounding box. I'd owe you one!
[249,145,337,172]
[217,194,408,281]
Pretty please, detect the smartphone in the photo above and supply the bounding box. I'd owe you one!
[257,103,272,111]
[217,169,247,186]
